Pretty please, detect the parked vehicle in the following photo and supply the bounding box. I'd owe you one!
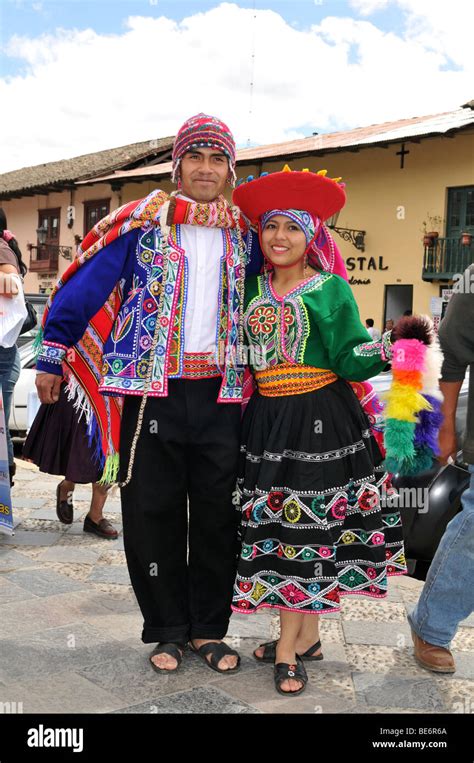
[9,340,38,436]
[16,293,47,348]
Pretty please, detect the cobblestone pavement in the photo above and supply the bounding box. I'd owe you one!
[0,458,473,715]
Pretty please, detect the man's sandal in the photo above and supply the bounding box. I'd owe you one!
[274,656,308,696]
[254,639,323,663]
[189,640,241,674]
[149,642,184,674]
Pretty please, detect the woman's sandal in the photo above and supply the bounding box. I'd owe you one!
[189,640,241,674]
[149,642,185,674]
[274,656,308,696]
[254,638,323,663]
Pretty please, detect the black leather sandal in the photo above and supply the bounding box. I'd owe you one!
[274,656,308,696]
[189,640,241,674]
[254,638,323,663]
[149,642,185,674]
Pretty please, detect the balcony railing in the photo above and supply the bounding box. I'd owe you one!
[28,244,72,273]
[422,237,474,280]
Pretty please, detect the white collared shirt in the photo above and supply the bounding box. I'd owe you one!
[178,194,223,353]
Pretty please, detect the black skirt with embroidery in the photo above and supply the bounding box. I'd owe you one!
[231,377,407,615]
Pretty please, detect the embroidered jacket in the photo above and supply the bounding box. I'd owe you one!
[36,223,261,402]
[243,271,393,379]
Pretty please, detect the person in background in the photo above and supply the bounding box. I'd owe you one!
[22,232,118,540]
[407,263,474,673]
[0,209,28,487]
[73,235,82,257]
[365,318,381,341]
[382,319,395,370]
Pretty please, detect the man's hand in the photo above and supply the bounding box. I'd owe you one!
[438,421,458,465]
[35,373,62,404]
[438,380,463,465]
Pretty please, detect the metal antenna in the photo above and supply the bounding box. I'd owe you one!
[247,0,257,147]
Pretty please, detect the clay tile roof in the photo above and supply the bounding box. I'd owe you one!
[0,136,174,199]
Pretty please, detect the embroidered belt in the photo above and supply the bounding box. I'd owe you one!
[254,363,338,397]
[181,352,222,380]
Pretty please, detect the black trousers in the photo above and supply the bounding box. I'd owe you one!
[119,377,242,644]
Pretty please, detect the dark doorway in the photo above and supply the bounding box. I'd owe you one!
[383,284,413,328]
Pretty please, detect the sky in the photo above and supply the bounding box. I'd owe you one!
[0,0,472,173]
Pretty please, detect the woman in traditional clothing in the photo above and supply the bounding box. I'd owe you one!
[230,167,436,696]
[23,238,118,540]
[22,382,118,538]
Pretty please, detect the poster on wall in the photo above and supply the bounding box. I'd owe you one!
[0,387,14,536]
[430,297,444,334]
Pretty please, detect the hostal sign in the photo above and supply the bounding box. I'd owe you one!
[345,256,388,286]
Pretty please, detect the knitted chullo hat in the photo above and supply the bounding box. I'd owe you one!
[171,113,237,186]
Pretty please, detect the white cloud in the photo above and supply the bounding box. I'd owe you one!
[350,0,474,67]
[0,1,472,173]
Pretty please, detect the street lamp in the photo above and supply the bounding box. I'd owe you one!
[326,211,366,252]
[36,224,48,245]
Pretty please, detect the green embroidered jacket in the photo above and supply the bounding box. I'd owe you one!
[243,271,392,381]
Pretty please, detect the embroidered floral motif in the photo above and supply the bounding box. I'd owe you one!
[283,304,295,327]
[251,582,268,601]
[311,496,326,518]
[341,531,356,544]
[330,496,347,520]
[284,500,301,523]
[268,491,284,511]
[280,583,310,604]
[358,488,380,511]
[248,305,277,335]
[339,569,367,588]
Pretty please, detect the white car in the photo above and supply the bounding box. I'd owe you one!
[9,340,39,436]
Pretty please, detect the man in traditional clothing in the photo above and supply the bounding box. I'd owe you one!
[35,114,261,674]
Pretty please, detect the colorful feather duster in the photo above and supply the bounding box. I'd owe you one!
[383,315,444,475]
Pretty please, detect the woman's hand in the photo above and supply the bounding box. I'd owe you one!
[0,264,20,298]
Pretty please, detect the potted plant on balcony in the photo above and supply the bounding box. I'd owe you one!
[421,214,444,247]
[460,231,472,246]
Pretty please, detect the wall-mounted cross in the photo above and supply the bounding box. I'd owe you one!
[396,142,410,169]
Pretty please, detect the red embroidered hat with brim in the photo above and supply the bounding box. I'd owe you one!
[232,165,346,224]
